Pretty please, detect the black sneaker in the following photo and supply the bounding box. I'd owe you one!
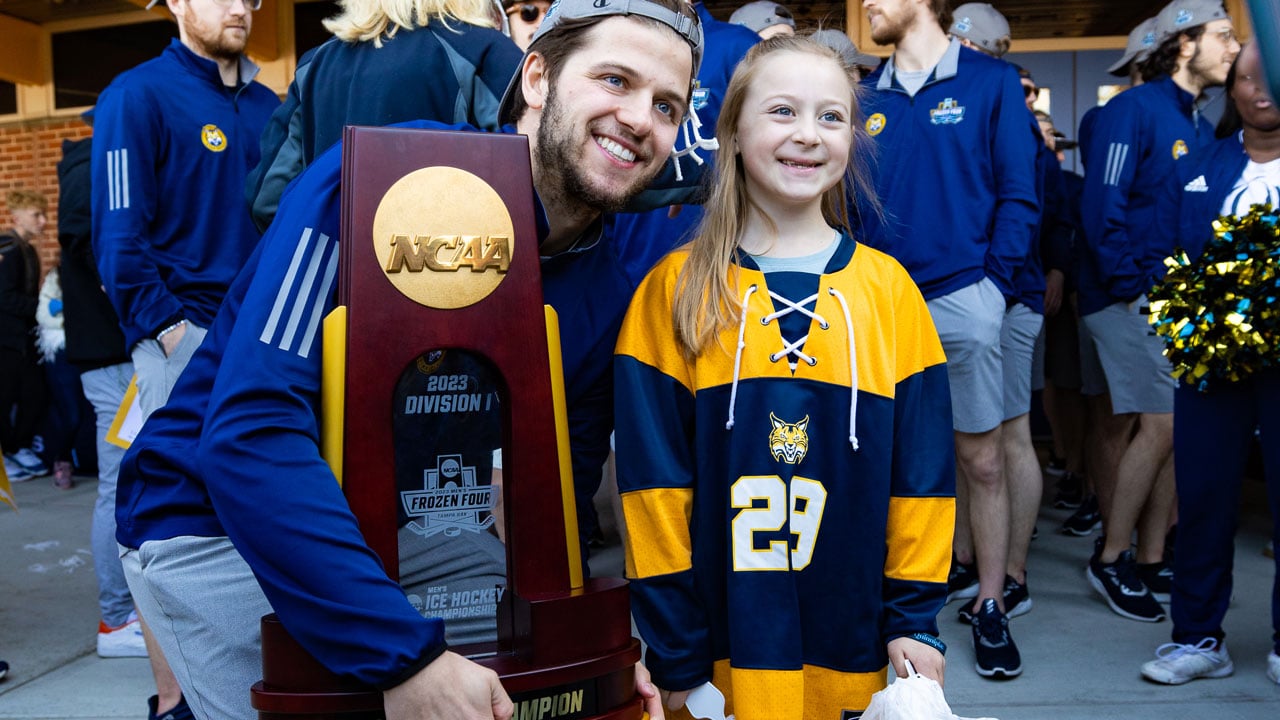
[1061,494,1102,536]
[959,575,1033,623]
[148,695,193,720]
[1137,561,1173,604]
[947,558,979,604]
[1087,549,1166,622]
[972,598,1022,678]
[1052,472,1085,509]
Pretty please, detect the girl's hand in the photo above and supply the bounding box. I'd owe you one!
[659,688,691,712]
[887,636,946,687]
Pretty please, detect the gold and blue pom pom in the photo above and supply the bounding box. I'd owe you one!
[1148,204,1280,391]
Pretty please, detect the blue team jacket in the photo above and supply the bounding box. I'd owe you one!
[115,122,683,687]
[91,39,279,348]
[1078,75,1214,315]
[1154,131,1252,262]
[859,40,1040,301]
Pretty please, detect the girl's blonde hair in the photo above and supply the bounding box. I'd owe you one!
[323,0,500,46]
[671,33,882,358]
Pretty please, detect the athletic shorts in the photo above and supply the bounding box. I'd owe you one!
[1003,303,1044,421]
[1080,296,1174,414]
[926,277,1005,434]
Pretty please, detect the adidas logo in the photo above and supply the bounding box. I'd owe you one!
[1184,175,1209,192]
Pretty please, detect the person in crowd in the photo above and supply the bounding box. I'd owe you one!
[56,125,158,677]
[1059,16,1159,540]
[938,4,1047,638]
[247,0,522,230]
[615,33,952,718]
[1079,0,1238,624]
[1138,41,1280,688]
[859,0,1039,678]
[92,0,280,417]
[1,189,49,483]
[113,0,703,717]
[730,0,795,39]
[502,0,551,50]
[33,260,81,490]
[91,0,280,716]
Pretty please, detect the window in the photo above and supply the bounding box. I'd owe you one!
[295,1,343,57]
[0,81,16,115]
[52,21,178,109]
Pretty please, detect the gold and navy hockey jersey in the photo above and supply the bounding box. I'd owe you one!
[614,233,955,720]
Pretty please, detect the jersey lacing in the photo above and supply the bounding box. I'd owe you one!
[670,101,719,182]
[725,284,860,450]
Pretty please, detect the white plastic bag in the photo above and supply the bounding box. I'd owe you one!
[860,661,998,720]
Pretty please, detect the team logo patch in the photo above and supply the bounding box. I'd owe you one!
[1172,139,1189,159]
[401,454,496,537]
[200,124,227,152]
[865,113,886,136]
[769,413,809,465]
[1176,9,1193,27]
[929,98,965,125]
[691,86,709,112]
[954,16,973,32]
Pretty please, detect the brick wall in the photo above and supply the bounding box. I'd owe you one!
[1,118,94,275]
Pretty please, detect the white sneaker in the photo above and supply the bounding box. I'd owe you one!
[97,611,148,658]
[1141,639,1234,685]
[1268,651,1280,685]
[9,448,48,476]
[3,455,34,482]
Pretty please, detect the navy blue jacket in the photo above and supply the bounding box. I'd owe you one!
[859,40,1040,301]
[246,22,522,230]
[1078,76,1214,315]
[1155,131,1252,262]
[91,40,279,349]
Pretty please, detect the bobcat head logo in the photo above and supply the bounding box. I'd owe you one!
[769,413,809,465]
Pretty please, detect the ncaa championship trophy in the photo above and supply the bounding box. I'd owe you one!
[250,126,641,719]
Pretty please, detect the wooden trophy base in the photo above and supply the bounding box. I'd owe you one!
[250,579,641,720]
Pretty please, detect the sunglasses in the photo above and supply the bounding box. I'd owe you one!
[1024,84,1040,99]
[505,3,545,23]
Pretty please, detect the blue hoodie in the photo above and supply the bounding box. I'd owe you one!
[1154,131,1252,262]
[91,39,279,349]
[1078,75,1214,315]
[859,40,1040,301]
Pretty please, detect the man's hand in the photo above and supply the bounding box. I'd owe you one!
[886,637,945,687]
[384,651,513,720]
[634,662,664,720]
[159,322,187,357]
[1044,269,1065,317]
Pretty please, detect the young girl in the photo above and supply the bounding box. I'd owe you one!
[614,35,955,719]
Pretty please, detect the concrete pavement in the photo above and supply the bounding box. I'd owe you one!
[2,469,1277,719]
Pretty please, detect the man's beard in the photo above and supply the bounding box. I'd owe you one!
[188,17,248,62]
[534,86,653,215]
[870,9,912,46]
[1187,44,1228,89]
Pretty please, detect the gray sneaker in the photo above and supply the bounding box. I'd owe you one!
[1141,639,1232,685]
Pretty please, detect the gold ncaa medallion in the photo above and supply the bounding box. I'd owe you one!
[373,167,514,309]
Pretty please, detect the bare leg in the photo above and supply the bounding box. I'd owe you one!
[957,426,1008,612]
[1088,394,1132,522]
[138,613,183,714]
[1099,412,1173,563]
[1135,453,1176,564]
[954,464,974,565]
[1003,414,1041,582]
